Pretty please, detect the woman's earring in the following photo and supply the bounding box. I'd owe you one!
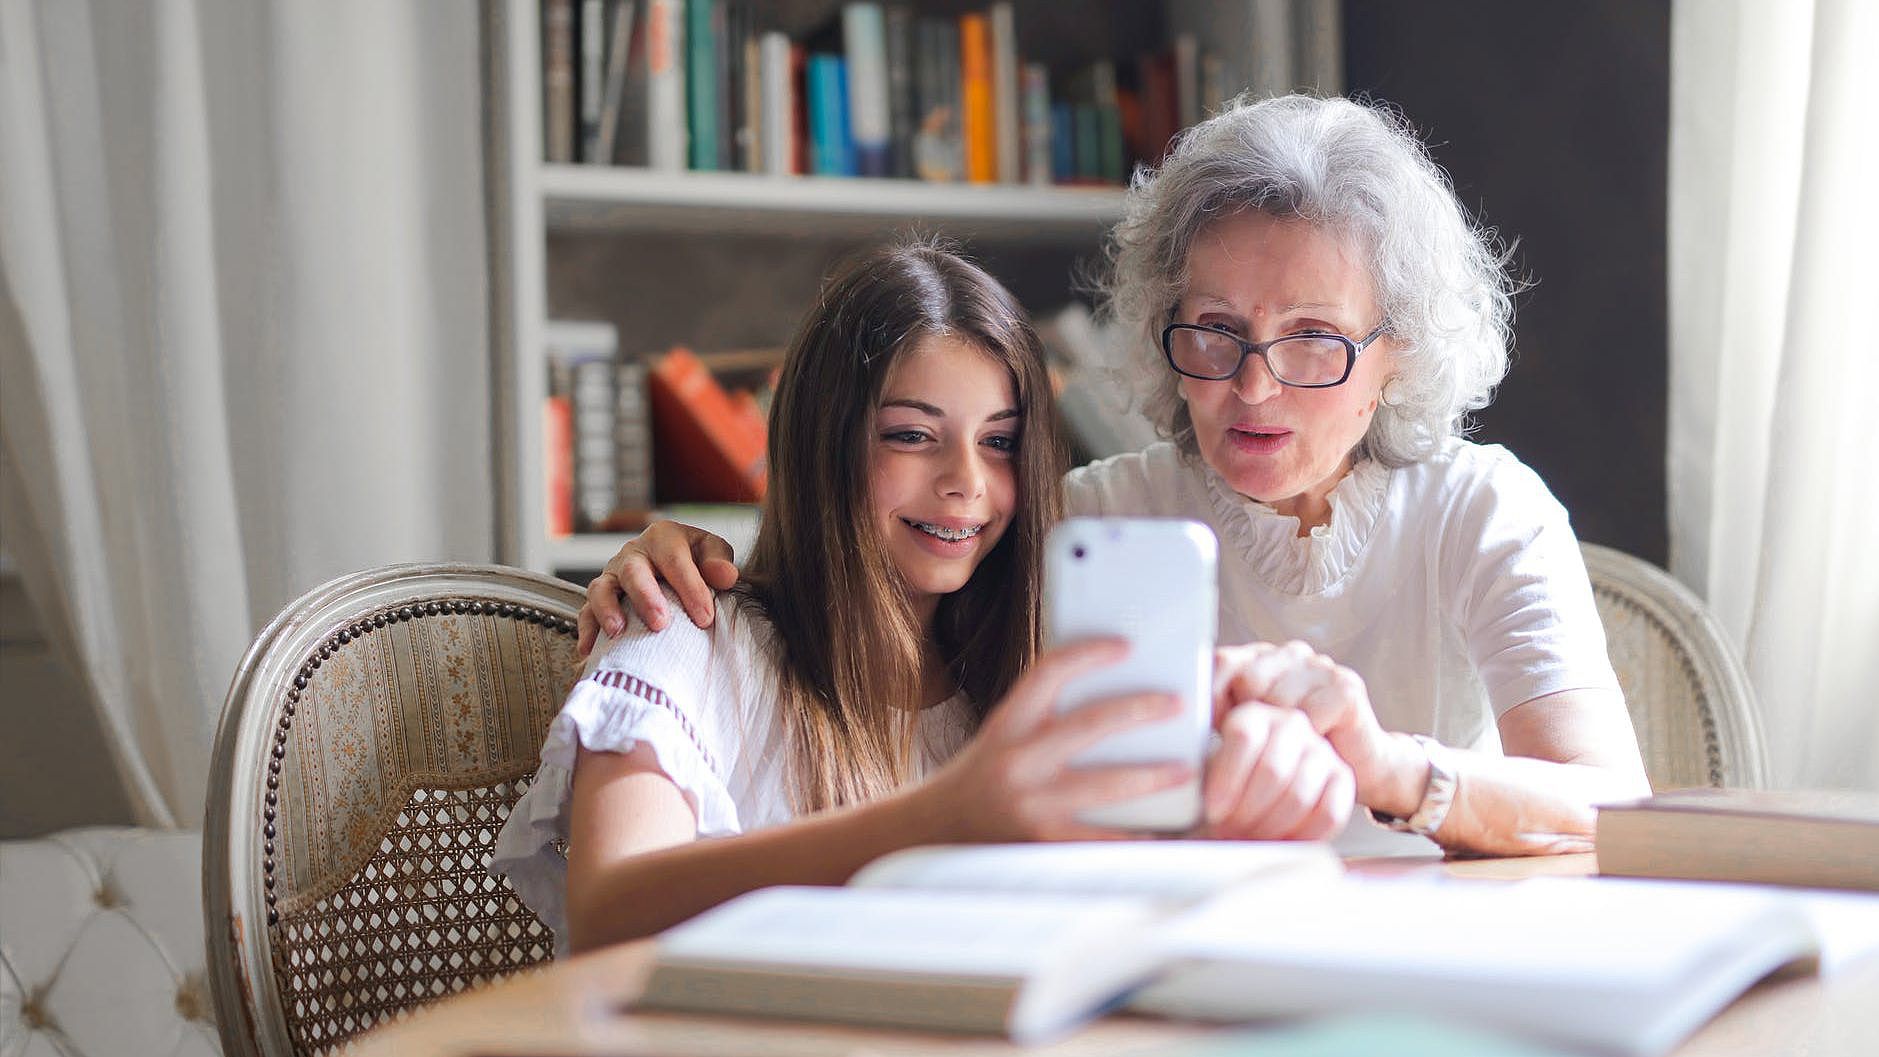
[1380,378,1405,408]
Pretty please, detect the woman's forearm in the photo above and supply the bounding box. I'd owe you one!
[566,784,954,952]
[1360,691,1653,857]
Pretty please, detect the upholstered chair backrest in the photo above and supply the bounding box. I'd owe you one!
[204,564,584,1057]
[1582,543,1769,790]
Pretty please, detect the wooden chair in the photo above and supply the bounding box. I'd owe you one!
[203,563,584,1057]
[1582,543,1769,790]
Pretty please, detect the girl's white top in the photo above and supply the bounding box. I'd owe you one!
[1064,438,1621,758]
[490,591,977,953]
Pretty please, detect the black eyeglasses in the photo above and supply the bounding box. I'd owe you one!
[1160,321,1389,388]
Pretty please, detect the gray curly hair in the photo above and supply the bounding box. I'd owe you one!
[1099,94,1515,467]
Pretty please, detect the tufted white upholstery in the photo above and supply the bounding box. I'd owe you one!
[0,828,221,1057]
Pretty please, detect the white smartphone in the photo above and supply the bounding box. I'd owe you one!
[1043,517,1218,832]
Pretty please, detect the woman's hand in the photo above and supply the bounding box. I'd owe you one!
[1210,641,1415,817]
[578,521,739,654]
[1200,702,1354,840]
[913,639,1197,843]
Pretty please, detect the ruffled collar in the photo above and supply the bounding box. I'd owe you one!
[1196,453,1391,596]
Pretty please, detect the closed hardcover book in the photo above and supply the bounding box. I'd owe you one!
[883,4,915,176]
[1597,788,1879,891]
[634,0,686,170]
[541,0,576,162]
[592,0,637,165]
[685,0,718,170]
[648,347,767,503]
[758,31,795,174]
[958,13,995,183]
[842,3,891,177]
[543,395,574,538]
[1021,63,1050,186]
[579,0,607,162]
[989,2,1019,183]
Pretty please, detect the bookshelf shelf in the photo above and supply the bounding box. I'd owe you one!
[541,165,1126,239]
[546,533,642,572]
[547,506,762,573]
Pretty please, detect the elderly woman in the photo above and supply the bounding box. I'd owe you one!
[581,95,1651,856]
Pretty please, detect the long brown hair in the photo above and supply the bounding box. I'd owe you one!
[736,241,1066,813]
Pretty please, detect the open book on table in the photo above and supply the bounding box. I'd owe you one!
[635,842,1821,1055]
[633,840,1340,1043]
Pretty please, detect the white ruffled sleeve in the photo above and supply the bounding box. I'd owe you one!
[489,591,748,950]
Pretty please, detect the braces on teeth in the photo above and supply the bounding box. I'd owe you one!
[911,521,981,542]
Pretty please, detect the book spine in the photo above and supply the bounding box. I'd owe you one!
[686,0,719,170]
[759,31,794,175]
[644,0,686,170]
[614,358,655,511]
[1074,102,1098,182]
[542,0,576,163]
[833,56,855,175]
[593,0,637,165]
[1092,59,1123,184]
[740,26,761,172]
[1050,101,1074,183]
[884,4,915,178]
[791,43,810,175]
[544,394,574,537]
[958,13,994,184]
[843,3,891,178]
[580,0,607,162]
[1249,0,1293,98]
[571,356,619,530]
[989,2,1019,183]
[713,0,733,170]
[1022,63,1050,187]
[808,55,841,175]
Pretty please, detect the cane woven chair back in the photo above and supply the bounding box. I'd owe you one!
[204,563,584,1057]
[1582,543,1768,790]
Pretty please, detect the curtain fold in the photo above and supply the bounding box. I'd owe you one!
[1668,0,1879,791]
[0,0,494,827]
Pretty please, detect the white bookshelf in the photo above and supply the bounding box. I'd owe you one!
[487,0,1336,580]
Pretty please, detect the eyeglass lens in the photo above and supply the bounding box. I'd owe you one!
[1169,329,1350,385]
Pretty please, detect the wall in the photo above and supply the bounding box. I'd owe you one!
[1345,0,1670,563]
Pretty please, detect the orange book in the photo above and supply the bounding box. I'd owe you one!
[648,348,768,503]
[959,14,995,183]
[543,395,574,537]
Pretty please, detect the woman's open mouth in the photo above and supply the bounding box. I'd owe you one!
[1227,426,1293,454]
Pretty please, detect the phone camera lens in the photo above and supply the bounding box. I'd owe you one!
[1071,545,1087,560]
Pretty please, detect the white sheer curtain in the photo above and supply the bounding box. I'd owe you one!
[0,0,494,827]
[1668,0,1879,791]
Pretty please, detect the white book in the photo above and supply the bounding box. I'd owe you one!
[1131,875,1821,1057]
[990,2,1020,183]
[643,0,686,171]
[842,3,891,177]
[635,841,1340,1043]
[758,31,794,175]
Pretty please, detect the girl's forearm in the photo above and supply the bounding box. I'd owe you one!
[566,784,955,952]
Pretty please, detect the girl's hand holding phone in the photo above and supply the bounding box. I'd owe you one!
[913,639,1197,843]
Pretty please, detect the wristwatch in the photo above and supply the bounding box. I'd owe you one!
[1369,734,1457,839]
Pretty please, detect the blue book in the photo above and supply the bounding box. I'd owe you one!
[809,55,857,176]
[1050,102,1075,183]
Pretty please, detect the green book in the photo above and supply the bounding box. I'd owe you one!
[685,0,718,170]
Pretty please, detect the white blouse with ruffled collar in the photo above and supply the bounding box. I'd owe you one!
[1063,438,1619,763]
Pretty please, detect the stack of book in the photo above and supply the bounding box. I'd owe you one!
[544,321,772,537]
[540,0,1241,185]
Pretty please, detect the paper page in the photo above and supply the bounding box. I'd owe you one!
[1153,875,1809,989]
[656,885,1151,977]
[849,841,1339,903]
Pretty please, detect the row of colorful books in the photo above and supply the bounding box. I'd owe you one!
[544,321,773,536]
[541,0,1241,185]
